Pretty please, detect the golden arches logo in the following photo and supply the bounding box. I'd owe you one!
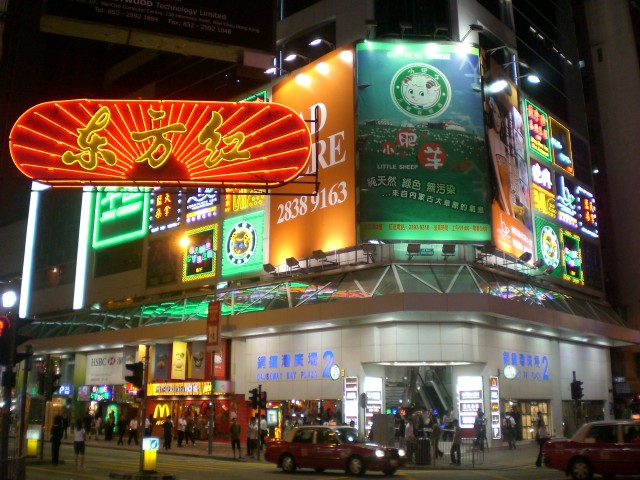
[153,403,171,421]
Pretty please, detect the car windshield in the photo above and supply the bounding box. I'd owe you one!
[334,427,368,444]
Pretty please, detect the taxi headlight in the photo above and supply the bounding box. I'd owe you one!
[375,449,385,458]
[398,449,406,457]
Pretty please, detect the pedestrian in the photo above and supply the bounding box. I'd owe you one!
[503,412,517,449]
[128,416,139,445]
[73,418,86,470]
[431,417,444,459]
[259,415,268,449]
[62,413,69,439]
[83,410,93,441]
[230,417,242,459]
[95,415,103,439]
[247,417,258,457]
[145,415,153,437]
[404,416,415,463]
[177,414,187,446]
[163,415,174,450]
[450,418,461,465]
[473,409,487,451]
[442,409,453,441]
[50,414,64,465]
[186,414,196,445]
[117,416,127,445]
[104,415,114,441]
[535,418,551,467]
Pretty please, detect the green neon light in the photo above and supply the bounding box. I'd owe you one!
[93,187,150,249]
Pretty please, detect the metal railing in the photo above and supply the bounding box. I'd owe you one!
[0,456,26,480]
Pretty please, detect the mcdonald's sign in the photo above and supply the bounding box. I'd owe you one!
[152,403,171,423]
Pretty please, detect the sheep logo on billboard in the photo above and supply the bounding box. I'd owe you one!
[391,64,451,118]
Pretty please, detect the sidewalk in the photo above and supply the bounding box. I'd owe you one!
[49,435,541,470]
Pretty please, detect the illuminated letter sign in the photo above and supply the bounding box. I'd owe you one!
[524,99,551,162]
[185,187,220,224]
[530,159,556,218]
[149,187,182,233]
[549,117,573,175]
[555,174,578,229]
[93,187,150,249]
[10,99,312,188]
[575,185,598,238]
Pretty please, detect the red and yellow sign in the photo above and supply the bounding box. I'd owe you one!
[10,99,311,188]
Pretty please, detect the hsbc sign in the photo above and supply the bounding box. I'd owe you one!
[85,352,125,385]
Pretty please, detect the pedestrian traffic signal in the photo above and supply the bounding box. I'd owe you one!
[571,380,584,400]
[125,361,144,389]
[260,390,267,409]
[249,388,259,409]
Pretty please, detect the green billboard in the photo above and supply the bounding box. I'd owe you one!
[356,41,491,241]
[221,210,265,277]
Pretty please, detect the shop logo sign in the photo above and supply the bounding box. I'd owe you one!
[390,64,451,119]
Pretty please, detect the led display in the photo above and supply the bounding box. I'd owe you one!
[93,187,149,249]
[149,187,182,233]
[10,99,311,188]
[182,225,218,282]
[221,211,265,277]
[357,41,491,242]
[575,185,598,238]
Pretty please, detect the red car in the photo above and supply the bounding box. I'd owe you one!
[264,425,406,476]
[543,420,640,480]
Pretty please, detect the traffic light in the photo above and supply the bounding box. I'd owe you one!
[0,315,13,366]
[125,361,144,389]
[260,390,267,409]
[571,380,584,400]
[249,388,259,409]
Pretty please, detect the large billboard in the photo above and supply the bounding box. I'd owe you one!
[485,55,533,258]
[10,99,311,188]
[356,41,491,242]
[270,46,356,264]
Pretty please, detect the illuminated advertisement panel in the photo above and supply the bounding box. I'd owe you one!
[93,187,149,249]
[185,187,220,224]
[485,54,533,258]
[561,229,584,285]
[357,41,491,241]
[575,185,598,238]
[149,187,182,233]
[182,225,218,282]
[221,211,265,277]
[556,173,578,229]
[270,45,356,264]
[549,117,573,175]
[524,99,551,162]
[457,376,484,429]
[530,158,556,218]
[533,216,562,278]
[10,100,311,188]
[224,189,266,213]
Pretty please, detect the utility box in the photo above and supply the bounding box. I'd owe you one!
[142,436,160,472]
[371,414,395,446]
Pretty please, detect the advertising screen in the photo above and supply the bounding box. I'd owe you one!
[356,41,491,241]
[93,187,150,249]
[221,211,265,277]
[270,45,356,264]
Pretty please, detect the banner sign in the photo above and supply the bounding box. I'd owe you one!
[10,99,311,188]
[85,351,124,385]
[206,301,221,353]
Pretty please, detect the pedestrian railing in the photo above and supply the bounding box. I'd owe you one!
[399,434,485,467]
[0,456,26,480]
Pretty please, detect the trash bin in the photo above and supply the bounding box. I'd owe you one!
[414,437,431,465]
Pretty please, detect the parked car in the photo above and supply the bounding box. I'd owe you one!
[264,425,406,476]
[543,419,640,480]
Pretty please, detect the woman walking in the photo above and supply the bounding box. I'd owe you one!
[74,418,87,470]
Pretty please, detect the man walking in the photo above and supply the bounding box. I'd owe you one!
[450,418,461,465]
[503,412,517,449]
[230,417,242,459]
[128,416,139,445]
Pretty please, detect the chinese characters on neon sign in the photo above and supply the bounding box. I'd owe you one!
[524,99,551,162]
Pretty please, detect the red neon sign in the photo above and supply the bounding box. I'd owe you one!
[10,99,312,188]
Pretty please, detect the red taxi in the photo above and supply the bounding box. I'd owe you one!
[264,425,406,476]
[543,420,640,480]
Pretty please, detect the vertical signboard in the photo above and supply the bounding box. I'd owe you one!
[270,45,356,264]
[561,229,584,285]
[485,56,533,258]
[489,376,501,440]
[524,99,551,162]
[149,187,182,233]
[357,41,491,241]
[206,301,221,353]
[550,117,573,175]
[344,376,359,428]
